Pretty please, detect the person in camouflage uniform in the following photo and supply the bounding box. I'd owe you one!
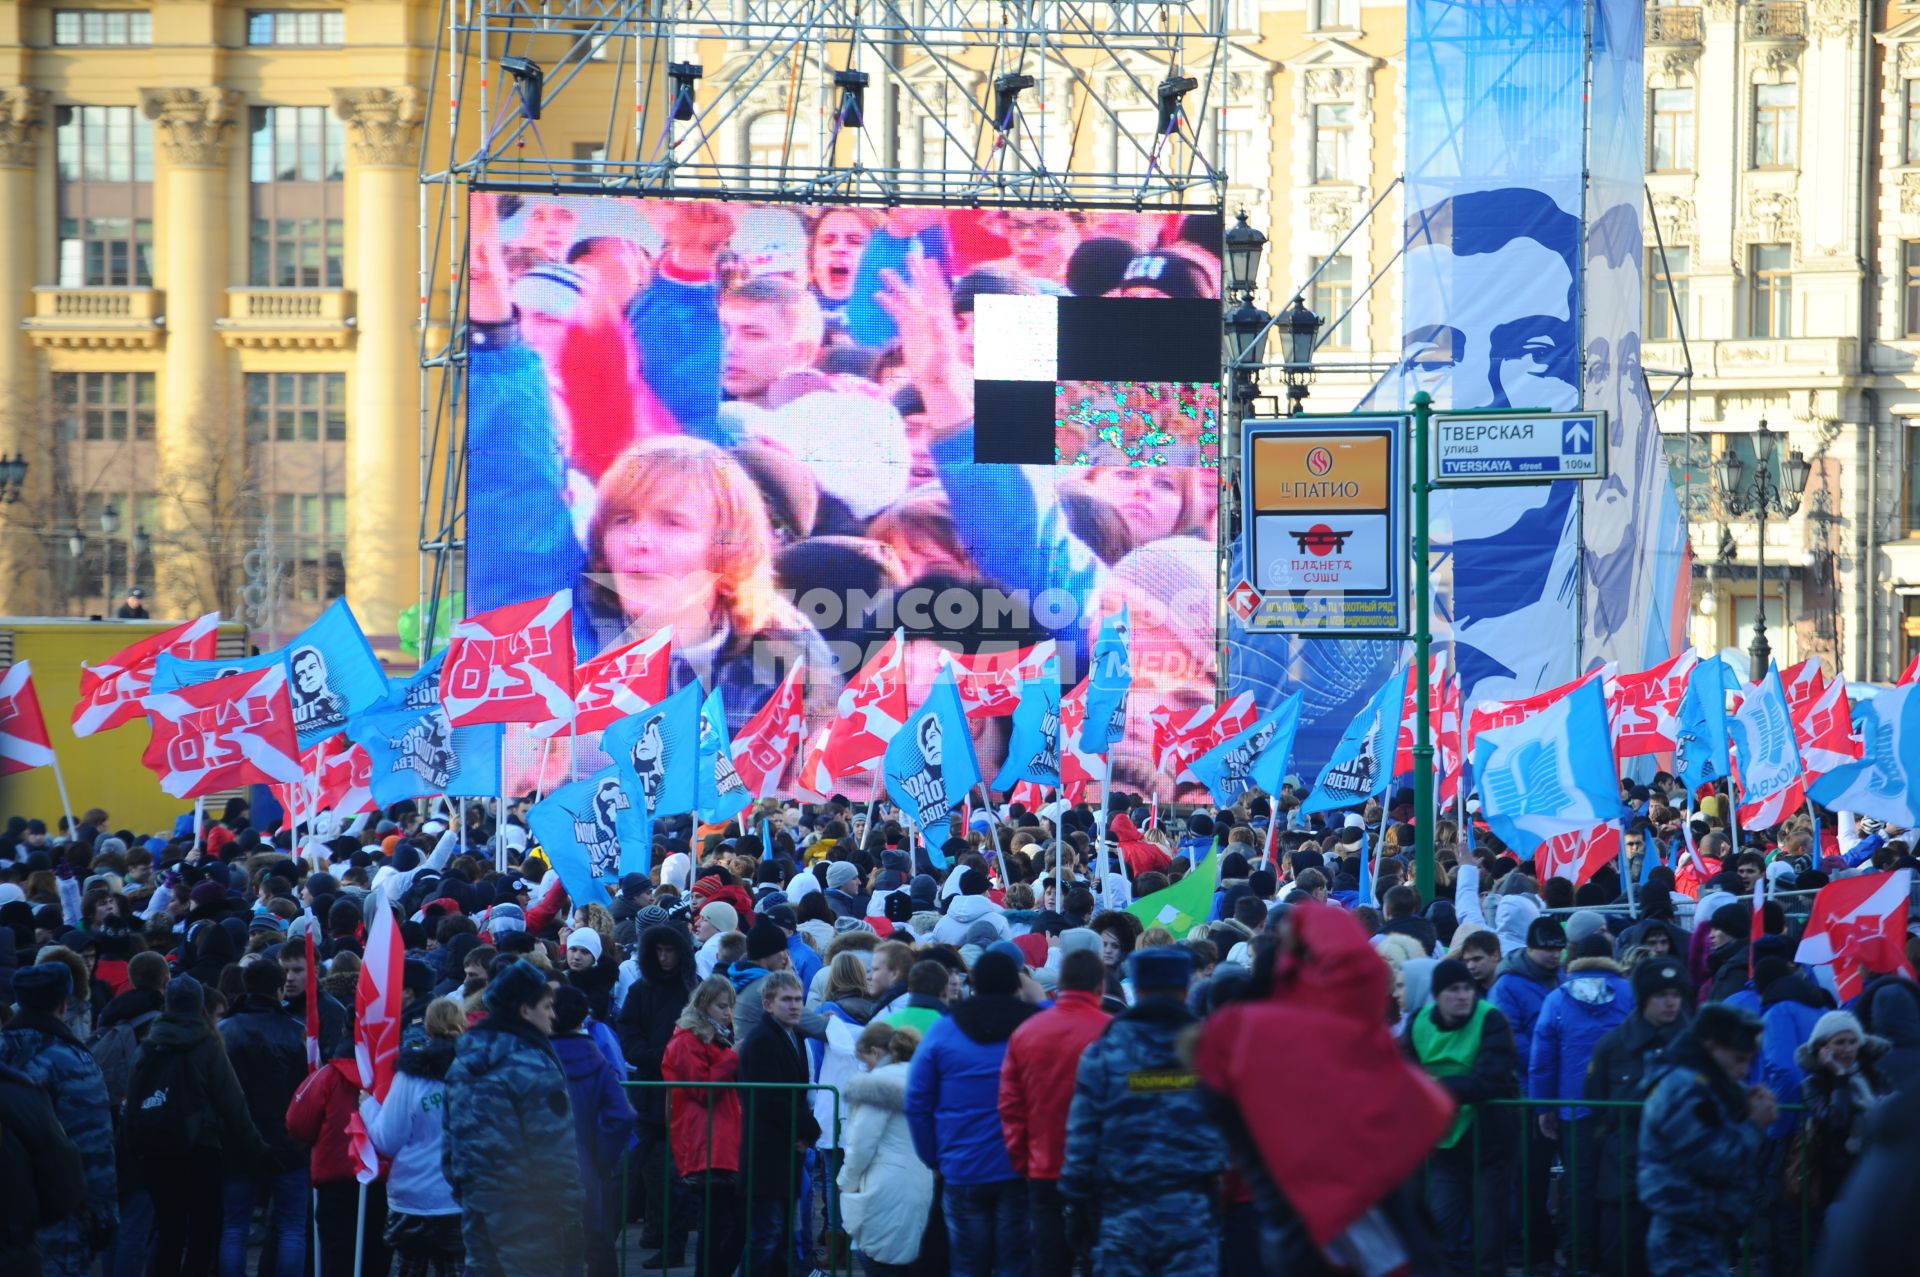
[443,959,586,1277]
[0,964,116,1277]
[1636,1003,1776,1277]
[1061,947,1226,1277]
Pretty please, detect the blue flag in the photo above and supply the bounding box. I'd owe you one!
[884,667,983,834]
[348,701,504,806]
[155,599,390,748]
[1472,678,1620,856]
[1673,657,1733,792]
[1728,663,1804,814]
[992,649,1061,791]
[697,687,752,826]
[1191,695,1302,807]
[528,765,648,907]
[1302,663,1405,814]
[603,681,700,825]
[1079,605,1131,754]
[380,651,445,712]
[1248,693,1305,799]
[1809,685,1920,826]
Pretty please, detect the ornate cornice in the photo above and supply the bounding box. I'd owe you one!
[0,88,51,169]
[331,87,425,168]
[139,87,240,168]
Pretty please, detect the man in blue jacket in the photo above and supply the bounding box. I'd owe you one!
[1491,912,1564,1267]
[906,951,1039,1277]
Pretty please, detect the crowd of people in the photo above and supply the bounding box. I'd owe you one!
[1,774,1918,1277]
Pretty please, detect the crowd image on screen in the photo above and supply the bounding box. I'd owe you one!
[466,196,1224,797]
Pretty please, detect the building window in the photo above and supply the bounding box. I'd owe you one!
[572,142,607,164]
[55,106,154,288]
[1905,420,1920,533]
[1906,79,1920,164]
[1748,244,1792,337]
[1752,81,1798,168]
[1904,595,1920,675]
[247,372,347,443]
[1309,255,1354,349]
[746,114,787,169]
[273,493,348,604]
[52,10,152,45]
[54,372,156,442]
[1312,0,1357,29]
[246,10,345,45]
[1646,245,1689,342]
[1311,103,1353,184]
[1905,242,1920,338]
[248,107,345,288]
[73,492,156,603]
[1649,87,1695,172]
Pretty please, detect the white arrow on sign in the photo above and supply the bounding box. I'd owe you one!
[1564,419,1591,450]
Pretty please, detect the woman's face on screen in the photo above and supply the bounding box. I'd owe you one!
[601,501,715,616]
[1082,466,1185,543]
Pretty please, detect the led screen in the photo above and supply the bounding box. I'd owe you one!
[465,194,1222,797]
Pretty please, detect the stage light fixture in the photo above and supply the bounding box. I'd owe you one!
[501,55,544,121]
[668,62,703,122]
[993,73,1035,134]
[1155,74,1197,136]
[834,69,870,130]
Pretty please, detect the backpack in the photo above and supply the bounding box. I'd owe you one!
[89,1012,160,1112]
[124,1046,206,1159]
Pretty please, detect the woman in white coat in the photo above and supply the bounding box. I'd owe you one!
[362,997,467,1277]
[838,1023,934,1276]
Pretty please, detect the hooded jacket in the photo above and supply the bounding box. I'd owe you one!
[129,1009,269,1161]
[552,1032,638,1232]
[618,924,699,1128]
[215,994,310,1173]
[1853,974,1920,1093]
[1636,1030,1763,1221]
[0,1011,118,1234]
[839,1062,934,1265]
[998,988,1111,1180]
[1528,955,1634,1118]
[443,1014,585,1276]
[905,993,1037,1185]
[931,894,1011,948]
[0,1060,85,1277]
[286,1056,387,1186]
[1582,1009,1689,1202]
[1489,948,1561,1069]
[660,1025,741,1176]
[364,1036,459,1216]
[1759,970,1835,1131]
[1195,904,1455,1250]
[1794,1033,1892,1207]
[1112,815,1170,879]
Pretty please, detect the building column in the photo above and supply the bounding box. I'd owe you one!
[333,87,424,643]
[141,87,238,620]
[0,87,50,615]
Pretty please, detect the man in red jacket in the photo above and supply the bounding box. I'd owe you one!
[999,949,1112,1277]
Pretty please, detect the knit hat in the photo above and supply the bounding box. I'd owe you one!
[1114,251,1211,299]
[13,962,71,1013]
[636,904,672,931]
[484,959,552,1014]
[510,261,587,319]
[825,861,859,891]
[165,973,205,1015]
[189,880,227,908]
[746,918,787,962]
[1058,927,1101,959]
[970,950,1021,997]
[986,940,1027,969]
[1631,956,1688,1004]
[699,902,739,934]
[551,985,592,1035]
[1690,1002,1763,1051]
[1807,1010,1866,1049]
[1709,903,1751,941]
[619,873,653,899]
[1429,958,1475,996]
[1525,916,1568,950]
[1128,947,1193,991]
[567,928,603,959]
[1564,910,1607,946]
[1065,237,1139,298]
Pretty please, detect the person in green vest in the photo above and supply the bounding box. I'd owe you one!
[1404,957,1521,1277]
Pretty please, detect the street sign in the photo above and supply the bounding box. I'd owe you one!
[1430,411,1609,485]
[1237,415,1409,636]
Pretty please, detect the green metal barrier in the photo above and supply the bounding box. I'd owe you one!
[618,1079,848,1277]
[1425,1097,1815,1277]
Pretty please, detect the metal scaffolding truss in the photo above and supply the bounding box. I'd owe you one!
[414,0,1229,649]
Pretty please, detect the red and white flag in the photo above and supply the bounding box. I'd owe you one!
[270,737,332,830]
[791,722,837,802]
[1751,874,1767,979]
[1610,648,1697,758]
[731,660,810,798]
[440,590,576,727]
[1393,655,1463,804]
[1898,653,1920,687]
[1782,659,1863,777]
[1536,823,1620,888]
[947,641,1056,720]
[1152,692,1260,781]
[818,631,907,780]
[1468,665,1611,751]
[1796,870,1915,1001]
[536,626,672,738]
[142,665,303,798]
[303,928,321,1072]
[317,737,378,818]
[71,613,221,738]
[0,662,56,776]
[1057,677,1103,803]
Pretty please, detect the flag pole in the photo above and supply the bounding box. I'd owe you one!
[1262,807,1278,873]
[1618,820,1638,918]
[47,752,77,846]
[533,736,555,802]
[495,749,508,874]
[1094,748,1115,911]
[569,699,580,784]
[192,796,204,851]
[352,1181,367,1276]
[1726,783,1742,861]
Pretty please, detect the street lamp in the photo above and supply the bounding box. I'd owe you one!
[99,504,121,606]
[1223,299,1269,406]
[99,503,119,536]
[1224,210,1267,301]
[1273,295,1322,416]
[1716,419,1810,681]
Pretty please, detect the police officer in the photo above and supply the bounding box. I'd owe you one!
[1636,1003,1776,1277]
[1060,947,1226,1277]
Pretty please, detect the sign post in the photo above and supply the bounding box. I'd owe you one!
[1412,392,1434,902]
[1431,411,1609,485]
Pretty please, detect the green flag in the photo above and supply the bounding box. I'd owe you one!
[1126,852,1219,937]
